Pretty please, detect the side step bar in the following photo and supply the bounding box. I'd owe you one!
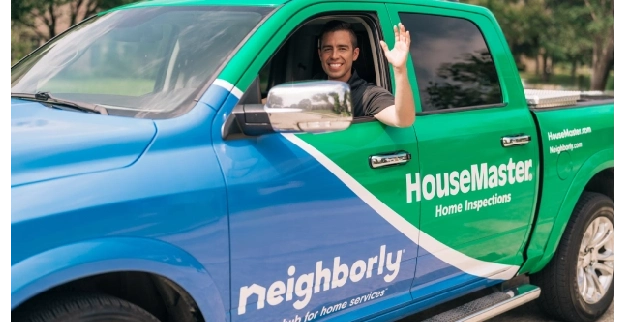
[422,285,541,322]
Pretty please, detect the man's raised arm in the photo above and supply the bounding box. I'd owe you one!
[375,23,416,128]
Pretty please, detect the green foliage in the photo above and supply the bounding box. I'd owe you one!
[466,0,613,90]
[11,0,138,44]
[11,0,613,90]
[11,23,35,65]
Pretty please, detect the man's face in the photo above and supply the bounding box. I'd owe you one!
[318,30,359,82]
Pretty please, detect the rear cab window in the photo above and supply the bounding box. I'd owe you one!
[398,12,503,113]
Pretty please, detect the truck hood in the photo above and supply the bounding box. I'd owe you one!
[11,98,157,187]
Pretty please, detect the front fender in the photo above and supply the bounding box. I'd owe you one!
[524,148,614,274]
[11,236,227,321]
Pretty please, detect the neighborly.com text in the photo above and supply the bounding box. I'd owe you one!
[550,142,583,154]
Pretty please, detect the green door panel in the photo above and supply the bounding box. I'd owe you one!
[409,107,539,264]
[296,123,421,231]
[385,3,541,297]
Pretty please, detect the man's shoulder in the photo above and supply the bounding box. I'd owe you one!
[361,82,393,96]
[350,72,390,94]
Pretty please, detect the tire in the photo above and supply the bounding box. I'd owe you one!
[531,191,614,322]
[12,292,162,322]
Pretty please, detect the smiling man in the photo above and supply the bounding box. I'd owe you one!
[316,20,416,128]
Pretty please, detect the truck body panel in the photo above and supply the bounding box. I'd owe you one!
[11,237,227,322]
[12,102,233,314]
[520,104,614,273]
[209,4,423,320]
[11,98,157,187]
[384,5,541,307]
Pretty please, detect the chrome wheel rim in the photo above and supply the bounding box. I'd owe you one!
[577,215,614,304]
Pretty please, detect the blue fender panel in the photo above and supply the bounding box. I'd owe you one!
[12,237,227,321]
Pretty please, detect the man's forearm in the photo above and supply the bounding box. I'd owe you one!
[391,66,416,127]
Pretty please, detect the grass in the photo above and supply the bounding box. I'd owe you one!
[39,78,156,96]
[519,69,613,91]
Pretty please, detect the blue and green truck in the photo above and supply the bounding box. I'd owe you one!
[11,0,614,321]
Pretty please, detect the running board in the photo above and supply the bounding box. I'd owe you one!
[421,285,541,322]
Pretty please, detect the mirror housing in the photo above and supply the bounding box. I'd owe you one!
[223,80,353,139]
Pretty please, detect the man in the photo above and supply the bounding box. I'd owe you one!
[316,20,415,127]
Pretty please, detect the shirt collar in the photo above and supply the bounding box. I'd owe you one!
[317,68,363,85]
[346,69,362,85]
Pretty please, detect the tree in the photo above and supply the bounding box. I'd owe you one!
[328,92,341,114]
[580,0,613,90]
[268,95,283,108]
[465,0,613,90]
[298,99,312,110]
[11,22,36,65]
[541,0,613,90]
[464,0,546,73]
[11,0,137,42]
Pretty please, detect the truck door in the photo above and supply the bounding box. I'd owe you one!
[210,3,421,321]
[386,4,540,302]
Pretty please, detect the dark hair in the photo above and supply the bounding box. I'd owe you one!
[318,20,358,49]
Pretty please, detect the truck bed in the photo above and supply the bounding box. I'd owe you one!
[525,89,614,110]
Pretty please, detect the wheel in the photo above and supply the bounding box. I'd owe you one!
[12,292,161,322]
[531,191,614,322]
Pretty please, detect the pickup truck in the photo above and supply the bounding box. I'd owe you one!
[11,0,614,322]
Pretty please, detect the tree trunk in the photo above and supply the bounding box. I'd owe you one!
[570,59,578,88]
[590,27,614,90]
[542,54,550,82]
[550,57,556,81]
[47,3,56,40]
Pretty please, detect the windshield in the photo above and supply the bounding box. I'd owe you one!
[11,6,273,118]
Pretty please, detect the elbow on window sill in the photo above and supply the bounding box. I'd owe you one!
[394,115,415,128]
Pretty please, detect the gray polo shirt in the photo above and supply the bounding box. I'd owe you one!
[316,69,395,117]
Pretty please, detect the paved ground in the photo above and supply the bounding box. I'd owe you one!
[488,300,614,322]
[400,300,614,322]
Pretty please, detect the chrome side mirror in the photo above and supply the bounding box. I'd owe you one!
[223,80,354,139]
[263,80,353,133]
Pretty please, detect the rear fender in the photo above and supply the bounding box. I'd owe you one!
[11,236,226,321]
[522,148,613,273]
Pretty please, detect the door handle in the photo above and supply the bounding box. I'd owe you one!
[369,151,411,169]
[501,134,531,147]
